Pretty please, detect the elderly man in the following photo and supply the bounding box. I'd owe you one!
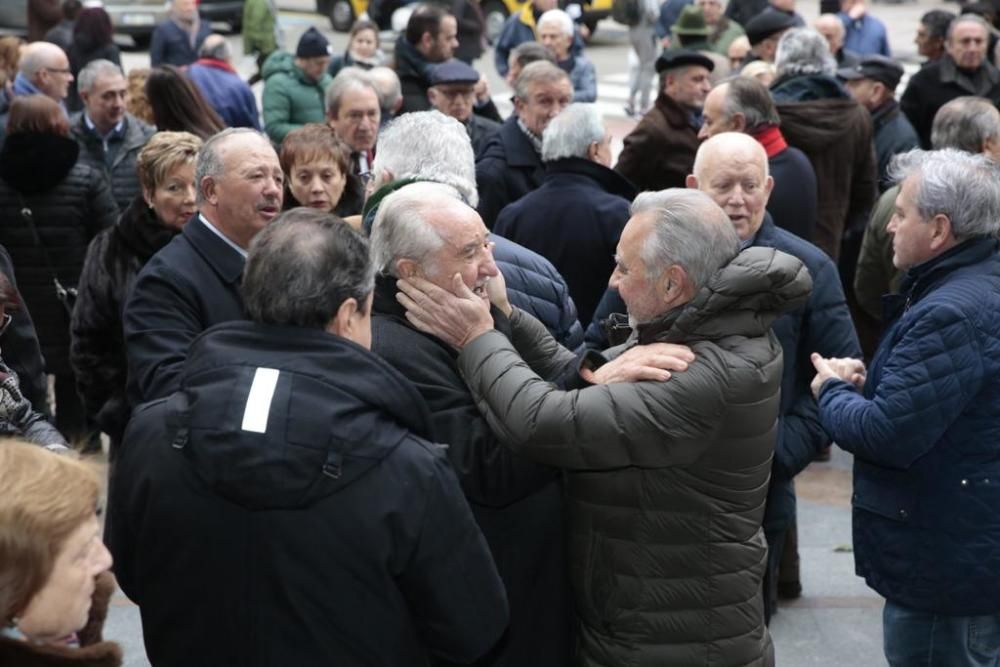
[150,0,211,67]
[902,15,1000,149]
[262,27,334,145]
[495,0,566,77]
[368,66,403,125]
[363,110,584,349]
[838,55,918,191]
[814,13,860,67]
[616,49,711,193]
[476,61,572,227]
[771,28,876,263]
[124,128,283,404]
[325,69,381,182]
[394,5,460,114]
[398,187,812,666]
[687,132,860,620]
[369,183,571,667]
[538,9,596,102]
[914,10,955,67]
[743,9,797,64]
[504,40,556,89]
[495,103,634,325]
[70,60,155,212]
[0,42,73,140]
[110,209,508,666]
[699,76,817,242]
[854,96,1000,323]
[428,60,501,159]
[812,148,1000,665]
[187,34,261,129]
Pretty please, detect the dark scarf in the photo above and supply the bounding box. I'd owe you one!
[114,195,180,263]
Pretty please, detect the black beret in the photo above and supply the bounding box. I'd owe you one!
[429,59,481,86]
[296,26,331,59]
[744,9,798,46]
[837,54,905,90]
[655,48,715,73]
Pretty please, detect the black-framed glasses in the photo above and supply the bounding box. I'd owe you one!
[0,313,12,337]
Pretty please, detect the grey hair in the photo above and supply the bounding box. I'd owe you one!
[946,13,990,40]
[537,9,574,36]
[371,110,478,207]
[198,34,232,61]
[931,96,1000,153]
[368,66,402,114]
[720,76,780,131]
[370,182,456,275]
[631,189,741,291]
[243,208,375,329]
[325,68,379,118]
[514,60,570,101]
[76,59,124,94]
[195,127,269,205]
[18,42,65,79]
[775,28,836,78]
[541,103,604,162]
[888,148,1000,240]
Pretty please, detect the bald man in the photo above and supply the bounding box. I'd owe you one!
[687,132,860,620]
[0,42,73,143]
[815,13,861,67]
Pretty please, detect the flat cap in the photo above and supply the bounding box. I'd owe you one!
[837,54,904,90]
[655,48,715,73]
[744,9,797,46]
[429,59,481,86]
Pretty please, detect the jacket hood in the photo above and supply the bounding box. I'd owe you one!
[0,133,80,194]
[261,49,295,79]
[775,96,864,151]
[637,246,812,344]
[172,320,434,510]
[770,73,848,102]
[115,195,181,263]
[392,35,432,82]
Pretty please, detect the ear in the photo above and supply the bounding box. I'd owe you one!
[731,112,747,132]
[513,95,526,116]
[657,264,688,303]
[983,134,999,157]
[586,141,601,163]
[929,213,955,249]
[419,31,435,52]
[763,174,775,200]
[395,258,419,279]
[142,186,155,208]
[685,173,699,189]
[427,87,439,106]
[326,297,359,338]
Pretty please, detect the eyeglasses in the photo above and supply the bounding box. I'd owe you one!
[0,313,12,338]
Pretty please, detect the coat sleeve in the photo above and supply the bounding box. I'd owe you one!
[396,449,509,664]
[572,60,597,103]
[262,77,296,145]
[149,25,166,67]
[854,186,898,321]
[846,116,878,235]
[817,304,983,469]
[508,307,582,385]
[85,171,119,239]
[0,245,48,413]
[458,330,730,470]
[475,156,510,229]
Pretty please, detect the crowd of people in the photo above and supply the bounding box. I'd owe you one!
[1,0,999,665]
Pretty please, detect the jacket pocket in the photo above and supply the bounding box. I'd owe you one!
[853,461,915,523]
[968,613,1000,660]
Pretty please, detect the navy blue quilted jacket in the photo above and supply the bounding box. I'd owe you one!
[817,237,1000,615]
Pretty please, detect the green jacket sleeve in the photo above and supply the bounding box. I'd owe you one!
[262,76,295,145]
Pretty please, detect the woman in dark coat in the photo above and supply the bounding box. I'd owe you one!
[0,95,118,443]
[71,131,202,448]
[67,7,122,112]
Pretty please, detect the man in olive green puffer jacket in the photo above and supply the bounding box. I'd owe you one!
[398,188,812,666]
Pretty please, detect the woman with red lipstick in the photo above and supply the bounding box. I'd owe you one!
[279,123,365,218]
[71,131,203,451]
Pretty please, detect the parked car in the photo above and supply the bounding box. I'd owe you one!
[317,0,612,41]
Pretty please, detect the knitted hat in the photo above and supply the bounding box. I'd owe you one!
[296,27,331,58]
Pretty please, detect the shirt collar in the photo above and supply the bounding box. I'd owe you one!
[83,114,124,141]
[199,213,248,258]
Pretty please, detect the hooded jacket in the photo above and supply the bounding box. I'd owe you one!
[0,133,118,374]
[71,196,180,444]
[458,246,812,666]
[108,321,509,666]
[773,74,877,261]
[262,50,333,145]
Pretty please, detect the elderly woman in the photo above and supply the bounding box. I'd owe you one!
[0,439,118,665]
[71,131,202,449]
[0,95,118,446]
[279,123,365,217]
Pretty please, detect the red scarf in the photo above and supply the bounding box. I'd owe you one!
[749,125,787,158]
[190,58,237,74]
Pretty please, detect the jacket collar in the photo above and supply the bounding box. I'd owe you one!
[499,115,544,168]
[115,195,180,262]
[392,35,432,82]
[182,214,246,284]
[653,92,696,130]
[870,98,901,131]
[897,237,1000,308]
[192,57,237,74]
[543,157,637,199]
[938,54,1000,94]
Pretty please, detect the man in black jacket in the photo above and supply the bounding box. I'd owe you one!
[124,128,283,404]
[394,4,459,114]
[109,209,508,666]
[427,59,501,160]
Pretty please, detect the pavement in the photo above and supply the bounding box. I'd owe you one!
[101,0,963,662]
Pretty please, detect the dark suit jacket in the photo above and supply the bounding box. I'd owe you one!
[475,116,544,228]
[150,18,212,67]
[124,216,245,405]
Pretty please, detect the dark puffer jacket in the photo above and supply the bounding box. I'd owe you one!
[458,247,813,666]
[0,133,118,374]
[817,237,1000,616]
[70,112,156,213]
[71,197,179,443]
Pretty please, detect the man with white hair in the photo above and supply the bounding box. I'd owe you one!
[325,69,381,181]
[812,148,1000,664]
[187,34,261,129]
[688,132,860,620]
[369,182,573,667]
[0,42,73,142]
[495,103,634,325]
[397,186,813,666]
[537,9,596,102]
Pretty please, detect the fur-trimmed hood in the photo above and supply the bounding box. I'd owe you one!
[0,133,80,195]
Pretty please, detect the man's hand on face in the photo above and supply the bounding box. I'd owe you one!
[810,353,866,398]
[581,343,696,384]
[396,274,494,349]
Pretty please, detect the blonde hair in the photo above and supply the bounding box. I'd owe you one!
[0,439,101,623]
[126,68,154,126]
[740,60,777,85]
[136,131,203,195]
